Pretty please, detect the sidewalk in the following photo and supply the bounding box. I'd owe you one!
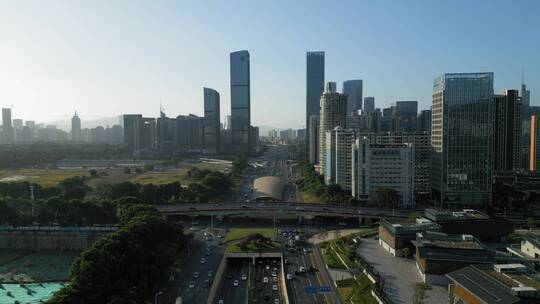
[356,238,447,304]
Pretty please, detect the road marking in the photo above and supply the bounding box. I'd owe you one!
[308,251,331,304]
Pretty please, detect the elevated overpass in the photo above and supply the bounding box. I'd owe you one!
[156,202,409,222]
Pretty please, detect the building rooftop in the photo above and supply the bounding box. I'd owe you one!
[424,208,490,222]
[252,176,285,201]
[447,266,521,304]
[381,219,441,236]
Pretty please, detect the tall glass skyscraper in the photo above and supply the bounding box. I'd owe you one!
[230,50,251,154]
[306,52,325,149]
[431,73,494,207]
[342,80,363,114]
[204,87,221,154]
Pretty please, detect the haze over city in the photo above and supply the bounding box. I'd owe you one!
[1,0,539,128]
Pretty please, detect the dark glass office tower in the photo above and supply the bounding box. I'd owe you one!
[204,87,221,154]
[306,52,325,151]
[431,73,494,207]
[230,50,251,154]
[493,90,521,173]
[342,80,363,114]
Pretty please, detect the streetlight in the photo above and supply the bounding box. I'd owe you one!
[154,291,163,304]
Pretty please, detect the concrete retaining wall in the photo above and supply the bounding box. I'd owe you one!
[207,256,228,304]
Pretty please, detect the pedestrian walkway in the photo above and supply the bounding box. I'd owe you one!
[357,238,447,304]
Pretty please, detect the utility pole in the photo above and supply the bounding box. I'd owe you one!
[30,185,35,224]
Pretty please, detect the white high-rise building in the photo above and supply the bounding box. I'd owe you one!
[352,137,414,207]
[324,127,355,190]
[319,82,347,173]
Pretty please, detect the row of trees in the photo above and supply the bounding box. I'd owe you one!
[45,201,189,303]
[297,161,354,204]
[98,170,234,204]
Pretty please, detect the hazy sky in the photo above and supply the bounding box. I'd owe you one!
[1,0,539,129]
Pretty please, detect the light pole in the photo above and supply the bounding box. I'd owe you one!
[154,291,163,304]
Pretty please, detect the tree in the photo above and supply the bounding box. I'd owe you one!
[88,169,98,178]
[528,217,536,229]
[124,167,132,174]
[408,212,421,221]
[371,187,401,209]
[134,168,143,174]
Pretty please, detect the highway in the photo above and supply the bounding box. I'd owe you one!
[216,258,251,304]
[172,228,224,304]
[156,202,409,219]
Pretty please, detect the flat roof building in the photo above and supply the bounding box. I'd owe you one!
[252,176,285,202]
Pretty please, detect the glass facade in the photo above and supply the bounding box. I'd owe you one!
[204,87,220,153]
[230,50,251,153]
[342,80,363,114]
[306,52,325,149]
[431,73,494,207]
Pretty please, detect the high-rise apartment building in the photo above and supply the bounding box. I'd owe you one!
[308,115,320,164]
[431,73,494,207]
[306,51,325,152]
[319,82,347,172]
[230,50,251,154]
[123,115,156,156]
[175,114,205,153]
[157,110,176,154]
[364,97,375,114]
[357,132,431,198]
[204,87,221,154]
[1,108,14,144]
[71,112,82,141]
[352,138,414,207]
[493,90,521,174]
[343,80,363,114]
[530,115,540,172]
[325,127,355,190]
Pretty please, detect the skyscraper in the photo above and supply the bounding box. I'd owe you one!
[342,80,363,114]
[71,112,82,141]
[319,82,347,174]
[493,90,521,173]
[306,51,325,150]
[417,109,432,132]
[156,110,176,154]
[225,115,231,130]
[394,101,418,132]
[230,50,251,154]
[363,97,375,114]
[521,75,531,116]
[1,108,14,144]
[308,115,320,164]
[204,87,221,154]
[325,127,355,190]
[431,73,494,207]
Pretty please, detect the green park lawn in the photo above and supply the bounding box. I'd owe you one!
[0,168,89,187]
[224,228,276,243]
[225,241,281,253]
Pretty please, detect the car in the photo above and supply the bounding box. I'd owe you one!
[308,266,317,272]
[204,279,210,288]
[286,273,293,280]
[299,266,306,273]
[193,272,199,279]
[284,258,288,264]
[274,299,280,304]
[218,300,224,304]
[241,274,247,280]
[272,277,278,283]
[263,294,270,301]
[188,281,195,288]
[272,284,278,291]
[208,271,213,277]
[241,205,248,208]
[233,280,239,287]
[200,258,206,264]
[271,272,277,277]
[265,264,270,270]
[217,234,224,238]
[263,277,269,283]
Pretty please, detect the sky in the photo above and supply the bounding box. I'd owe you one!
[0,0,539,129]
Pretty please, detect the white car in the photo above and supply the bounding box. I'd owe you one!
[272,284,278,291]
[188,281,195,288]
[274,299,280,304]
[193,272,199,279]
[263,277,269,283]
[218,300,224,304]
[241,274,247,280]
[266,264,270,270]
[286,274,293,280]
[271,272,277,277]
[233,280,239,287]
[200,258,206,264]
[208,271,213,278]
[299,266,305,273]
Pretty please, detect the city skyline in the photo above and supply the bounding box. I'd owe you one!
[1,1,539,129]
